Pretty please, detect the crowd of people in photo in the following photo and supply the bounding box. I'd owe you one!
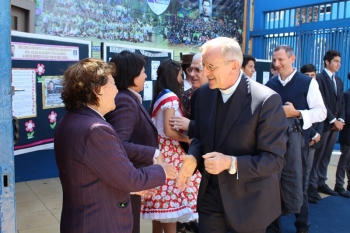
[164,16,243,45]
[40,0,154,43]
[38,0,243,45]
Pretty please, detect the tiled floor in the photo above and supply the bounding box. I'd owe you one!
[15,177,153,233]
[15,154,344,233]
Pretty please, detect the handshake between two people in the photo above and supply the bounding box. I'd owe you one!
[150,152,232,193]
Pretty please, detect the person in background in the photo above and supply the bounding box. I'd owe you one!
[141,59,201,233]
[270,62,278,77]
[178,37,288,233]
[266,46,326,233]
[54,58,176,232]
[241,54,256,78]
[181,53,195,93]
[300,64,324,204]
[308,50,345,200]
[180,53,195,152]
[11,44,15,57]
[105,51,166,233]
[170,53,207,139]
[334,72,350,198]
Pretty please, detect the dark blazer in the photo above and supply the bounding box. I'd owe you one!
[54,107,165,233]
[339,89,350,146]
[188,76,288,232]
[316,70,345,131]
[105,89,158,168]
[188,89,198,139]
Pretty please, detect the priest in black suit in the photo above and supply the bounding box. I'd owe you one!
[177,37,288,233]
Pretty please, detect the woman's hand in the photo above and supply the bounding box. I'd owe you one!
[153,152,165,164]
[160,163,177,179]
[131,189,157,199]
[169,116,190,131]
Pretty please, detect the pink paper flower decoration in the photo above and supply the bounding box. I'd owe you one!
[25,120,35,132]
[48,111,57,123]
[35,64,45,75]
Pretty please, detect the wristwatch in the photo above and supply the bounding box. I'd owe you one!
[228,156,237,174]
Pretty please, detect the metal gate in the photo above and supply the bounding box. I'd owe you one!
[251,1,350,88]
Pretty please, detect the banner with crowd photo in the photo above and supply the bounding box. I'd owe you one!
[34,0,245,58]
[11,31,91,154]
[102,42,173,111]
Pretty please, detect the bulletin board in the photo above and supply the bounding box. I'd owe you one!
[253,59,273,84]
[11,31,91,154]
[101,42,173,111]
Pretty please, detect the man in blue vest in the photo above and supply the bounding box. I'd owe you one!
[265,45,326,233]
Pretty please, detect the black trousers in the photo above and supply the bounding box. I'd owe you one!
[267,147,310,233]
[335,144,350,187]
[294,147,310,231]
[199,176,266,233]
[309,129,338,188]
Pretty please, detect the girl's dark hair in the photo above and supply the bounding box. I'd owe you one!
[109,50,147,90]
[149,59,183,114]
[61,58,116,110]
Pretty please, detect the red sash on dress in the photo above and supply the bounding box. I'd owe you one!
[151,89,184,118]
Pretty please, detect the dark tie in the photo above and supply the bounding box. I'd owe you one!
[331,74,337,95]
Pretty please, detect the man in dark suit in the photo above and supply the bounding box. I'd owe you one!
[178,37,288,233]
[334,72,350,197]
[308,50,346,199]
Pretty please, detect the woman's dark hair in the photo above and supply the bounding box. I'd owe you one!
[109,50,147,90]
[300,64,316,74]
[324,50,341,67]
[61,58,116,110]
[149,59,183,114]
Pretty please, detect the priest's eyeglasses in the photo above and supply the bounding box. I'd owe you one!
[201,60,235,71]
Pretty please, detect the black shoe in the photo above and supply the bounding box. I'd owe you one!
[334,185,350,198]
[317,184,339,196]
[176,222,186,233]
[183,221,199,233]
[308,196,319,204]
[297,230,308,233]
[308,185,322,200]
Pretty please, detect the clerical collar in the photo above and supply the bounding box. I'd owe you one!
[219,70,243,103]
